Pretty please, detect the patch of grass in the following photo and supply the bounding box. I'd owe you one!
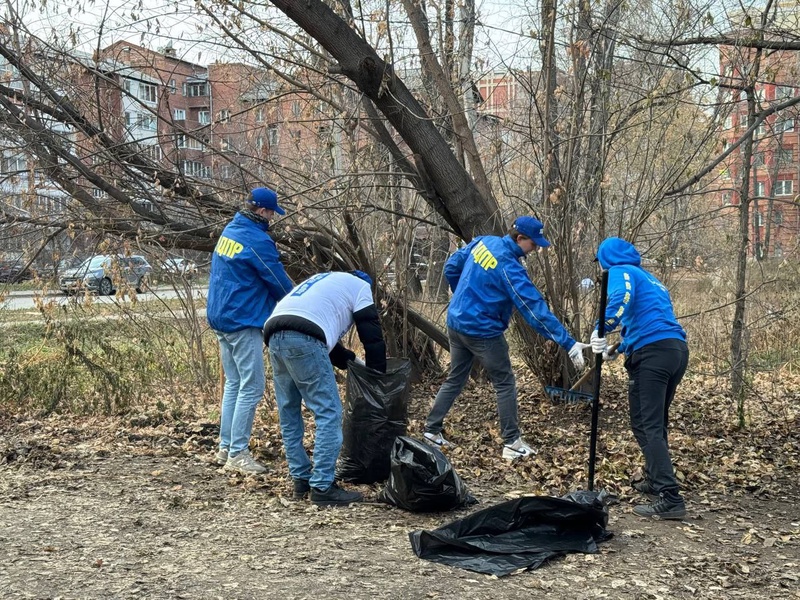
[0,300,218,415]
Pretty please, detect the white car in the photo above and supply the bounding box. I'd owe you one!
[161,258,198,278]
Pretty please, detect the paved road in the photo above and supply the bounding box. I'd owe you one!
[1,284,208,311]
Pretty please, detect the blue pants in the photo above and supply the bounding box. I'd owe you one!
[216,327,266,456]
[268,330,343,491]
[625,338,689,502]
[425,329,519,444]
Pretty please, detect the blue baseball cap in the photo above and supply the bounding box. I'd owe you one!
[350,270,373,287]
[513,216,550,247]
[249,187,285,215]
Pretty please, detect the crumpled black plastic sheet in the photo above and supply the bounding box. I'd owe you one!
[409,490,613,576]
[378,436,477,512]
[336,358,411,484]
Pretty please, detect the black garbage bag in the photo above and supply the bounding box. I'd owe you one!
[409,493,613,576]
[377,436,477,512]
[336,358,411,484]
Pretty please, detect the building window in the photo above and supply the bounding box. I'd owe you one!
[92,188,108,198]
[774,242,783,257]
[181,160,211,178]
[724,115,733,130]
[142,144,162,161]
[124,111,133,127]
[168,79,177,94]
[755,122,767,136]
[256,136,264,151]
[255,107,264,123]
[292,100,301,116]
[187,137,205,151]
[174,109,186,120]
[755,212,764,226]
[778,148,793,165]
[774,179,793,196]
[754,181,765,197]
[198,111,211,125]
[1,156,27,173]
[123,78,132,93]
[721,192,732,205]
[136,114,157,131]
[175,133,186,148]
[220,137,232,151]
[139,83,158,104]
[220,164,233,179]
[752,151,765,167]
[218,109,230,123]
[184,82,208,97]
[268,124,279,146]
[775,85,795,100]
[777,118,795,133]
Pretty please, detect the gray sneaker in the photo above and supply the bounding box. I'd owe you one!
[214,448,229,466]
[633,496,686,520]
[224,449,267,474]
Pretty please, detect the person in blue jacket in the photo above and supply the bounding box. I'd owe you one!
[423,216,589,460]
[207,187,294,475]
[590,237,689,520]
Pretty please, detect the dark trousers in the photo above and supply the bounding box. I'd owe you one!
[425,329,519,444]
[624,338,689,502]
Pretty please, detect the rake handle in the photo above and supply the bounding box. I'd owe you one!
[568,342,621,391]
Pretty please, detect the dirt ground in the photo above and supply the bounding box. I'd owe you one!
[1,374,798,600]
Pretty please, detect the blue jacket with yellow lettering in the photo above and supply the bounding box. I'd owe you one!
[596,237,686,355]
[207,212,294,333]
[445,235,576,350]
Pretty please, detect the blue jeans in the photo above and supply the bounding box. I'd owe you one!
[268,330,343,491]
[215,327,266,456]
[425,329,519,444]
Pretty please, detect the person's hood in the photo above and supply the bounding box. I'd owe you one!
[596,237,641,269]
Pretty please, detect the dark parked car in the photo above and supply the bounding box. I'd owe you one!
[59,254,152,295]
[0,259,33,283]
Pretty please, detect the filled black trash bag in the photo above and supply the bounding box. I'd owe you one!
[409,493,612,576]
[336,358,411,484]
[377,436,477,512]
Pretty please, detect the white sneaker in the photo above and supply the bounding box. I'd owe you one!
[223,449,267,474]
[502,438,536,460]
[214,448,229,466]
[423,432,451,448]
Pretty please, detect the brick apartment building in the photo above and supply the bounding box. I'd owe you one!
[717,11,800,259]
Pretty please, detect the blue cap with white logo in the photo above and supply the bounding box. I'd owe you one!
[513,216,550,247]
[249,187,286,215]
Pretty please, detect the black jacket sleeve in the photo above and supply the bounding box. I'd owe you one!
[353,304,387,373]
[329,342,356,370]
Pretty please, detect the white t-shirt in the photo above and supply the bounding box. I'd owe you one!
[268,272,375,351]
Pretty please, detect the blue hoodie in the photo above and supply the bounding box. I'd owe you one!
[445,235,576,350]
[207,212,294,332]
[596,237,686,355]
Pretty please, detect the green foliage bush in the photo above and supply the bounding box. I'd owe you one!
[0,303,218,415]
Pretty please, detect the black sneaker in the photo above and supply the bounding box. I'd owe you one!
[310,483,363,507]
[633,496,686,520]
[632,478,659,500]
[292,479,310,500]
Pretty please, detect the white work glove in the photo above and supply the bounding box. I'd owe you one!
[591,330,618,361]
[568,342,590,370]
